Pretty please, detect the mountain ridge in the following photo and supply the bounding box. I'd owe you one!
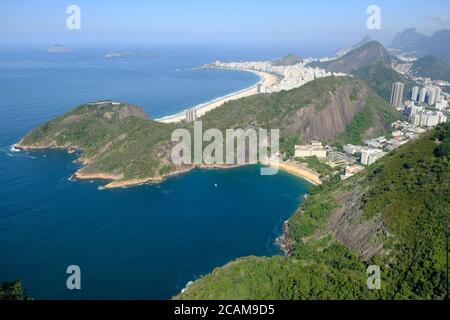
[334,35,372,58]
[391,29,450,64]
[311,41,396,74]
[390,28,427,49]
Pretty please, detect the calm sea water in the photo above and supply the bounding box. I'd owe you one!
[0,46,311,299]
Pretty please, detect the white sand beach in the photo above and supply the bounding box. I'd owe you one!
[156,69,279,124]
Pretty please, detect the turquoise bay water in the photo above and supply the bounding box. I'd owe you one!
[0,47,311,299]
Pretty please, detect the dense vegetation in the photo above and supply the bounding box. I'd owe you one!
[0,281,30,300]
[296,156,335,180]
[19,102,179,181]
[176,124,450,300]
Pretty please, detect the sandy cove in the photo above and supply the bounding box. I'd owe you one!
[156,69,279,124]
[263,159,322,185]
[72,160,320,190]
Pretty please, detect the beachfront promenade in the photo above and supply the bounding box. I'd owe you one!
[156,69,279,124]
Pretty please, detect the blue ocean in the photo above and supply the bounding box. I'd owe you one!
[0,45,311,299]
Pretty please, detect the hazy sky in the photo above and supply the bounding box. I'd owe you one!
[1,0,449,49]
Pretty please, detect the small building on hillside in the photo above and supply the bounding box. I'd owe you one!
[294,141,327,159]
[360,149,386,166]
[340,164,365,180]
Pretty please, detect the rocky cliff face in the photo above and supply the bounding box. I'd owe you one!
[321,183,388,261]
[282,82,370,143]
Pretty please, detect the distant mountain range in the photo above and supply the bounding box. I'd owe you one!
[390,29,450,64]
[390,28,427,49]
[272,54,304,66]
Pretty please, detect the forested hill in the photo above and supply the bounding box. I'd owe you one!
[176,123,450,300]
[310,41,396,73]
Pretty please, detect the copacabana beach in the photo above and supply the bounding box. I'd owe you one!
[156,69,279,123]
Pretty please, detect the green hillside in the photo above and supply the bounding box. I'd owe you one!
[176,123,450,300]
[410,55,450,82]
[18,102,180,182]
[352,62,417,102]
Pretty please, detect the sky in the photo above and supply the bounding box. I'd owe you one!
[0,0,449,52]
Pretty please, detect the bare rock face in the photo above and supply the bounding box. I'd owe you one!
[281,81,370,143]
[326,185,388,261]
[112,104,150,120]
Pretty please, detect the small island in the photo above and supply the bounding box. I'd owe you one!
[47,44,72,53]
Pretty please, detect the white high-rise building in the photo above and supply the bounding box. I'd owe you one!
[411,86,419,101]
[419,87,427,103]
[435,87,442,103]
[185,108,197,123]
[361,149,386,166]
[427,87,437,105]
[390,82,404,109]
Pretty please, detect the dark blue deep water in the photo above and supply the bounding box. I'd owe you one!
[0,46,311,299]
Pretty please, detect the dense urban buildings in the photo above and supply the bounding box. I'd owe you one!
[209,60,345,93]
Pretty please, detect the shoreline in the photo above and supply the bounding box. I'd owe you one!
[15,142,321,188]
[72,161,320,189]
[156,68,279,124]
